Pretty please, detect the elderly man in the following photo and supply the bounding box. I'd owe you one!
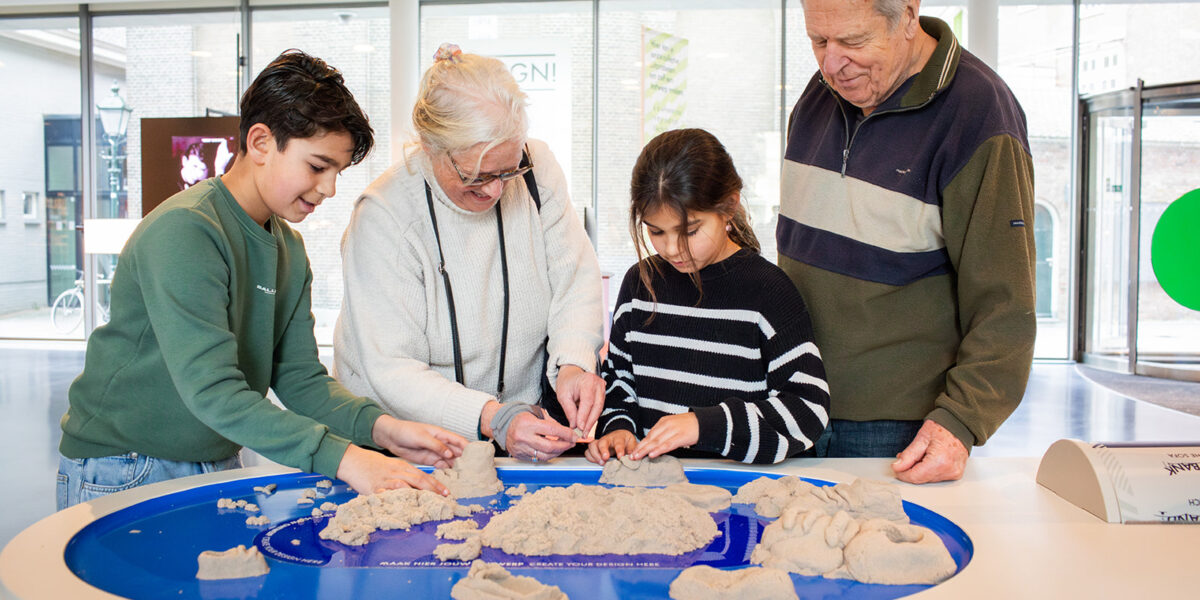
[777,0,1036,483]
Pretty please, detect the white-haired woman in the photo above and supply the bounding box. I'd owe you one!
[334,44,605,462]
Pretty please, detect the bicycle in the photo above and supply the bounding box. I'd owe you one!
[50,273,111,333]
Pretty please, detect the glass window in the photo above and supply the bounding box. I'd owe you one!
[1080,3,1200,94]
[78,10,241,341]
[597,0,781,288]
[999,4,1075,359]
[421,4,591,167]
[92,10,241,219]
[252,5,393,344]
[421,1,593,223]
[922,3,968,45]
[22,192,38,219]
[0,16,82,340]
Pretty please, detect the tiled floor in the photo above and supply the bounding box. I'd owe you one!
[3,344,1199,548]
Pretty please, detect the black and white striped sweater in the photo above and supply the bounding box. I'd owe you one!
[598,249,830,464]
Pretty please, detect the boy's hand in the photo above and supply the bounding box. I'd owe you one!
[371,415,467,469]
[555,365,605,436]
[336,444,450,496]
[630,413,698,461]
[585,430,638,465]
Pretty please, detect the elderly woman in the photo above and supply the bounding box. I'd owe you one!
[334,44,605,462]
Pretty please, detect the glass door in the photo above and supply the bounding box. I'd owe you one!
[1136,90,1200,372]
[1083,106,1134,366]
[1081,82,1200,381]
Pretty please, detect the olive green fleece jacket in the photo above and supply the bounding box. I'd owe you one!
[777,17,1036,449]
[59,178,385,478]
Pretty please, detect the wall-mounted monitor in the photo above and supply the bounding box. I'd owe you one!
[141,116,239,216]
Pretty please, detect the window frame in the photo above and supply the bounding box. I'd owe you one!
[22,191,39,222]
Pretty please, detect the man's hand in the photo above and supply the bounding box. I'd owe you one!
[630,413,698,461]
[585,430,638,465]
[507,410,575,462]
[336,444,451,496]
[372,415,467,469]
[891,420,968,484]
[555,365,605,436]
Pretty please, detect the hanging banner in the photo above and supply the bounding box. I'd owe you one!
[642,27,688,143]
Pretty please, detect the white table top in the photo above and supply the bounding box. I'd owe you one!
[2,457,1196,599]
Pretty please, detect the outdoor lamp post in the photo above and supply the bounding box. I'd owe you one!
[97,81,132,219]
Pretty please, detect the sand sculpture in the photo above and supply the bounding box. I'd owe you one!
[745,478,956,585]
[451,560,568,600]
[195,545,270,580]
[668,565,799,600]
[732,476,907,521]
[662,483,733,512]
[319,488,476,546]
[306,442,954,591]
[435,536,483,562]
[437,519,482,540]
[599,455,688,487]
[480,483,718,556]
[435,441,505,498]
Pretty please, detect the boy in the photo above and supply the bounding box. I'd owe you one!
[57,50,466,510]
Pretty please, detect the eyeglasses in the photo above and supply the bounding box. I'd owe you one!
[447,145,533,187]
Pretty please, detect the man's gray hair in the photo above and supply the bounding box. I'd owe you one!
[874,0,910,29]
[800,0,911,29]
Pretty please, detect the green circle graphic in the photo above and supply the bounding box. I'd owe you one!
[1151,188,1200,311]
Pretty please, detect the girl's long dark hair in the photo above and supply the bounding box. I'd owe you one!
[629,128,759,306]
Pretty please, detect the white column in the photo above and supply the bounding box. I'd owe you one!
[390,0,420,163]
[967,0,999,69]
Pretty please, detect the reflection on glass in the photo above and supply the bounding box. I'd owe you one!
[1137,113,1200,362]
[1086,113,1134,358]
[597,1,781,285]
[93,12,241,219]
[252,5,393,345]
[422,1,593,236]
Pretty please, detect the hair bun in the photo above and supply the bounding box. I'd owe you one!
[433,42,463,64]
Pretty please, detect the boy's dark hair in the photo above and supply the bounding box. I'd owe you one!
[239,49,374,165]
[629,128,760,307]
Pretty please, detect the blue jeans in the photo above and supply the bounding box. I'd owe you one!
[811,419,925,458]
[57,452,242,511]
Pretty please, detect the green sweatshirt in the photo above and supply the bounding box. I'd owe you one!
[59,178,385,479]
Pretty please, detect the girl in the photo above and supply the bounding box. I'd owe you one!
[586,128,830,465]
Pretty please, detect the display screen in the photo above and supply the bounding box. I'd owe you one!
[141,116,240,216]
[172,135,236,191]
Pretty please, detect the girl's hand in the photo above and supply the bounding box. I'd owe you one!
[585,430,638,465]
[336,444,451,496]
[630,413,699,460]
[371,415,468,469]
[555,365,605,436]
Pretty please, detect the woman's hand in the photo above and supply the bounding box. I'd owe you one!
[585,429,639,465]
[555,365,605,437]
[630,413,698,460]
[335,444,451,496]
[371,415,468,469]
[506,409,575,462]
